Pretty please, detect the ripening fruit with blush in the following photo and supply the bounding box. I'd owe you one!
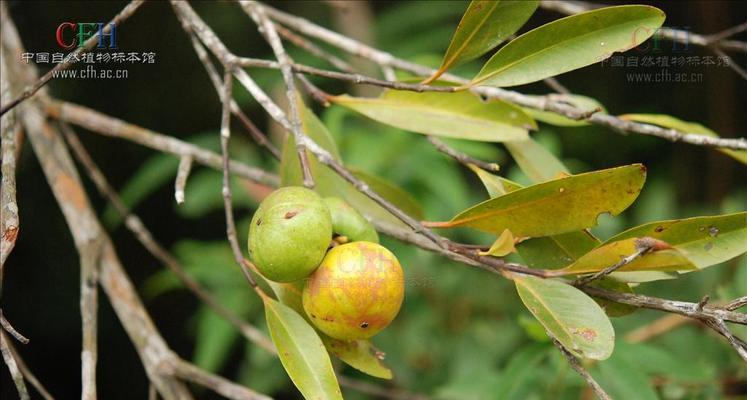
[248,186,332,282]
[302,241,404,340]
[323,197,379,243]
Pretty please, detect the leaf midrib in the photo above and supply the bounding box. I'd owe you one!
[442,1,501,70]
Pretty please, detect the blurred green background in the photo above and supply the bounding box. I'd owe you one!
[2,1,746,399]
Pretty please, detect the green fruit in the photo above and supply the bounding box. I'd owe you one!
[302,242,404,340]
[249,187,332,282]
[323,197,379,243]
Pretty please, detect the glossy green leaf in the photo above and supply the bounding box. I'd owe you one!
[601,212,747,271]
[263,297,343,400]
[620,113,747,166]
[427,0,539,81]
[504,138,569,183]
[514,275,615,360]
[331,90,535,142]
[427,164,646,237]
[479,229,516,256]
[471,5,665,87]
[559,237,694,275]
[523,95,605,127]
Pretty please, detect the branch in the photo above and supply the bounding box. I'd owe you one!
[5,335,55,400]
[180,21,281,159]
[573,237,655,286]
[426,136,500,173]
[44,100,279,187]
[0,1,145,116]
[1,330,29,400]
[550,336,611,400]
[174,155,193,205]
[259,3,747,151]
[243,1,314,188]
[219,67,262,289]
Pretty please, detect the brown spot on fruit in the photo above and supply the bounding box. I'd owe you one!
[284,211,298,219]
[654,225,665,233]
[360,322,369,329]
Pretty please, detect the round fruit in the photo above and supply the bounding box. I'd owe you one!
[302,241,404,340]
[323,197,379,243]
[248,187,332,282]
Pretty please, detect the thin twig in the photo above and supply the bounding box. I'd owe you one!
[244,1,314,188]
[44,100,278,187]
[219,68,261,289]
[6,338,55,400]
[174,156,193,205]
[0,43,20,272]
[62,125,276,354]
[275,24,355,73]
[260,3,747,151]
[0,1,145,116]
[550,336,611,400]
[0,312,28,344]
[724,296,747,311]
[161,358,272,400]
[574,238,655,286]
[426,136,500,172]
[182,25,281,159]
[1,330,29,400]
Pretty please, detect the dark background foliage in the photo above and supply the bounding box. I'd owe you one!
[2,1,746,399]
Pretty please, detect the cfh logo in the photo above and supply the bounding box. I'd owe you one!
[55,22,117,50]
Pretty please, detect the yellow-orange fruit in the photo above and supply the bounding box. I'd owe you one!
[302,242,404,340]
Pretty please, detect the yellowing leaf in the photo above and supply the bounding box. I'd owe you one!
[426,164,646,237]
[263,297,343,400]
[480,229,517,257]
[514,275,615,360]
[331,90,535,142]
[558,237,694,275]
[619,114,747,166]
[471,5,665,87]
[426,0,539,81]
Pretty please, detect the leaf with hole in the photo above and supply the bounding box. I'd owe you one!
[471,5,665,87]
[600,212,747,271]
[331,90,535,142]
[514,275,615,360]
[426,164,646,237]
[263,297,343,400]
[426,0,539,82]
